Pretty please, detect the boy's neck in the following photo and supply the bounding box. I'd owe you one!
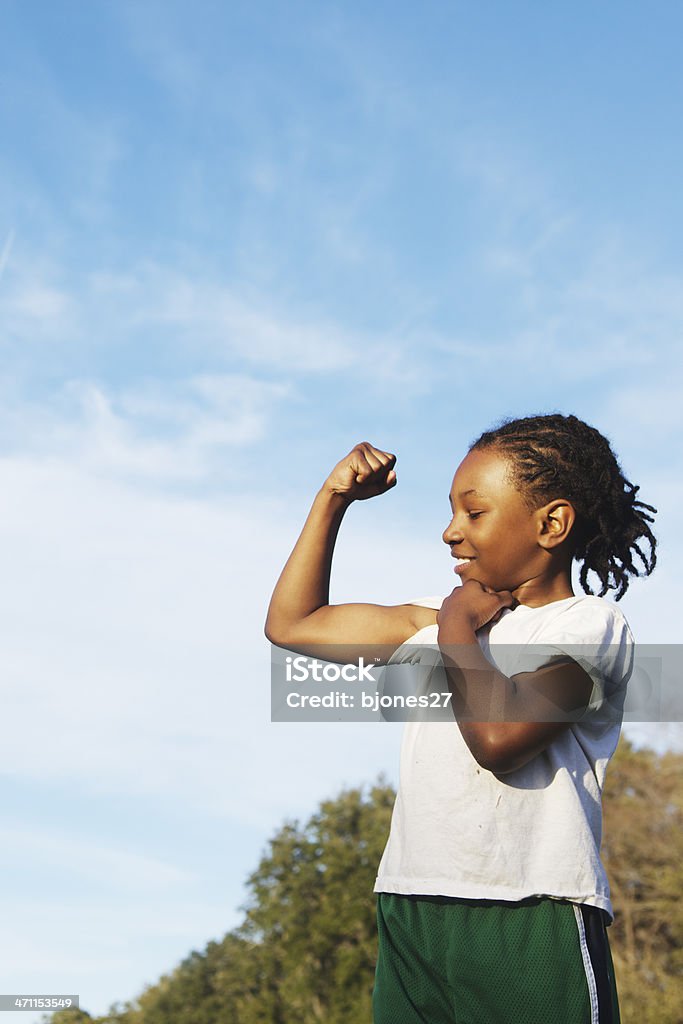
[512,571,575,609]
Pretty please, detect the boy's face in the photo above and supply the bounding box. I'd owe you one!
[443,448,545,594]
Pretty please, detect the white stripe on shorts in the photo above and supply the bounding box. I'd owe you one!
[573,904,600,1024]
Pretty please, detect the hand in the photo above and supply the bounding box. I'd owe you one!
[437,579,515,636]
[323,442,397,502]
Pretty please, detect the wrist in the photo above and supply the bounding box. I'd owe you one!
[437,619,477,645]
[317,484,354,512]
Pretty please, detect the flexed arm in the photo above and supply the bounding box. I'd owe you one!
[437,582,593,774]
[265,442,436,661]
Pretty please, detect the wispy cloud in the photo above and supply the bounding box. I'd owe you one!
[0,373,288,485]
[0,443,440,823]
[0,826,193,888]
[2,6,682,1019]
[0,255,450,391]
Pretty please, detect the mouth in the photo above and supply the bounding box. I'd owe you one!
[453,556,476,574]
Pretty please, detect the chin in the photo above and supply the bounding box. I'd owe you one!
[478,575,516,593]
[464,571,490,588]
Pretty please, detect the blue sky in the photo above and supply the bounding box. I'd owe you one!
[1,1,682,1018]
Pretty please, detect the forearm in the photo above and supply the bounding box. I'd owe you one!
[438,620,589,774]
[438,623,517,757]
[438,617,548,774]
[265,487,351,642]
[435,584,594,773]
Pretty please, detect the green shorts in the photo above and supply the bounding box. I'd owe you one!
[373,893,620,1024]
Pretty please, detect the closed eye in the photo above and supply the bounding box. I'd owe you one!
[468,512,484,520]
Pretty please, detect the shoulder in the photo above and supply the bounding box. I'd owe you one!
[521,596,634,698]
[491,595,633,646]
[543,595,633,646]
[489,597,634,690]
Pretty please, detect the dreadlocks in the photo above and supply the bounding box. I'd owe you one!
[470,413,657,600]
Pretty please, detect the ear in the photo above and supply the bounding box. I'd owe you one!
[535,499,576,549]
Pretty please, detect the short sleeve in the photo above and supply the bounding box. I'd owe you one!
[406,595,444,610]
[511,599,635,717]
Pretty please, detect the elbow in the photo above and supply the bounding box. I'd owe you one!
[264,616,292,649]
[474,750,519,776]
[472,745,516,776]
[460,725,522,776]
[264,620,282,646]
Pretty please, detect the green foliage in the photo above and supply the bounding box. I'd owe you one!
[43,1012,93,1024]
[236,780,395,1023]
[603,739,683,1023]
[45,747,681,1024]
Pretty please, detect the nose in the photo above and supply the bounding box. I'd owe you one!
[442,515,464,546]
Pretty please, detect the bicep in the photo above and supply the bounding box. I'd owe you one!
[266,602,437,663]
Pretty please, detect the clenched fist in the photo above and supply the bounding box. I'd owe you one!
[323,442,397,502]
[438,579,516,636]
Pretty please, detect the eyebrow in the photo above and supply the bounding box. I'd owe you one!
[449,488,483,505]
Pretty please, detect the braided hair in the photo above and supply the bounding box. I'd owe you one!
[470,413,657,600]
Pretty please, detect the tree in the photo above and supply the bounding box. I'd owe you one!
[45,745,682,1024]
[603,739,683,1023]
[43,1012,93,1024]
[236,779,395,1023]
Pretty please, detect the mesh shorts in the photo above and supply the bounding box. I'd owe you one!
[373,893,620,1024]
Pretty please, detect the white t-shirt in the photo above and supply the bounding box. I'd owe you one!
[374,595,634,920]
